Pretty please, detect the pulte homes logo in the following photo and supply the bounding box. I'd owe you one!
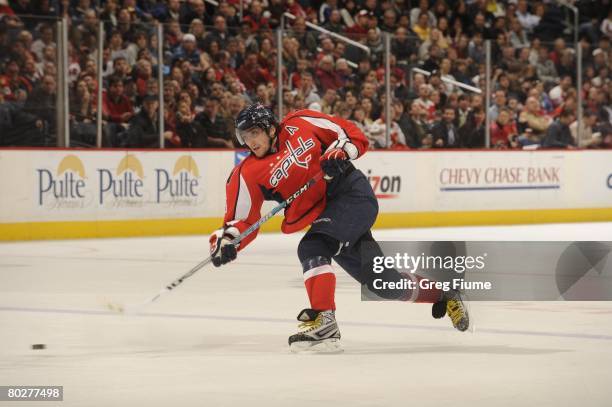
[37,155,87,205]
[98,155,145,205]
[36,154,202,208]
[155,155,201,203]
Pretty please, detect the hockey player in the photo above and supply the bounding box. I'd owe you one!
[209,103,469,351]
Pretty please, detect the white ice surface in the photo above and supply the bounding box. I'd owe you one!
[1,223,612,407]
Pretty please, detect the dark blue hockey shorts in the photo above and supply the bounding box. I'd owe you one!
[307,168,378,249]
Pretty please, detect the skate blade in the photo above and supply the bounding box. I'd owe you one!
[106,301,125,314]
[290,338,343,354]
[462,293,476,334]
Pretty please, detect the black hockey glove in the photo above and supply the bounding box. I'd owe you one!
[209,228,238,267]
[320,147,350,179]
[320,140,358,179]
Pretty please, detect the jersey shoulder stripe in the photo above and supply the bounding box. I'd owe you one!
[297,115,350,141]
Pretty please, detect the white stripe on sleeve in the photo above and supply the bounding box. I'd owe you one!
[300,116,359,159]
[301,116,349,140]
[234,174,252,220]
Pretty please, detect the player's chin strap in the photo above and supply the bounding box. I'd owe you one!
[268,134,278,154]
[107,171,325,314]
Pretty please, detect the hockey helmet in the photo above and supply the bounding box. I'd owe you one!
[234,103,277,145]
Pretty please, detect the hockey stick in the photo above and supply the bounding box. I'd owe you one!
[107,171,324,314]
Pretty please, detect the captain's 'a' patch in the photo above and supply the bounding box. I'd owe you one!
[286,126,299,135]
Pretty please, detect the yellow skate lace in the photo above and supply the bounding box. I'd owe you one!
[298,314,322,332]
[446,299,466,326]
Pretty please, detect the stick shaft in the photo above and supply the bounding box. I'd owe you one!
[143,172,323,306]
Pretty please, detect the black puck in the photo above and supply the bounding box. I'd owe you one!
[32,344,46,350]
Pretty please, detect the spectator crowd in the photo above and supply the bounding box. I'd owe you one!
[0,0,611,149]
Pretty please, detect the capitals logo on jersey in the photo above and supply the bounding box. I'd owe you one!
[269,136,315,187]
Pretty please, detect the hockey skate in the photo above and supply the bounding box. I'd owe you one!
[288,309,343,353]
[431,290,470,332]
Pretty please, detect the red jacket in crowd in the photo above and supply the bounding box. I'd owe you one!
[490,121,518,148]
[102,91,134,123]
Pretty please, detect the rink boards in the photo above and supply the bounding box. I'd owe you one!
[0,149,611,240]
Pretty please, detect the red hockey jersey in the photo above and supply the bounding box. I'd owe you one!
[222,109,369,250]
